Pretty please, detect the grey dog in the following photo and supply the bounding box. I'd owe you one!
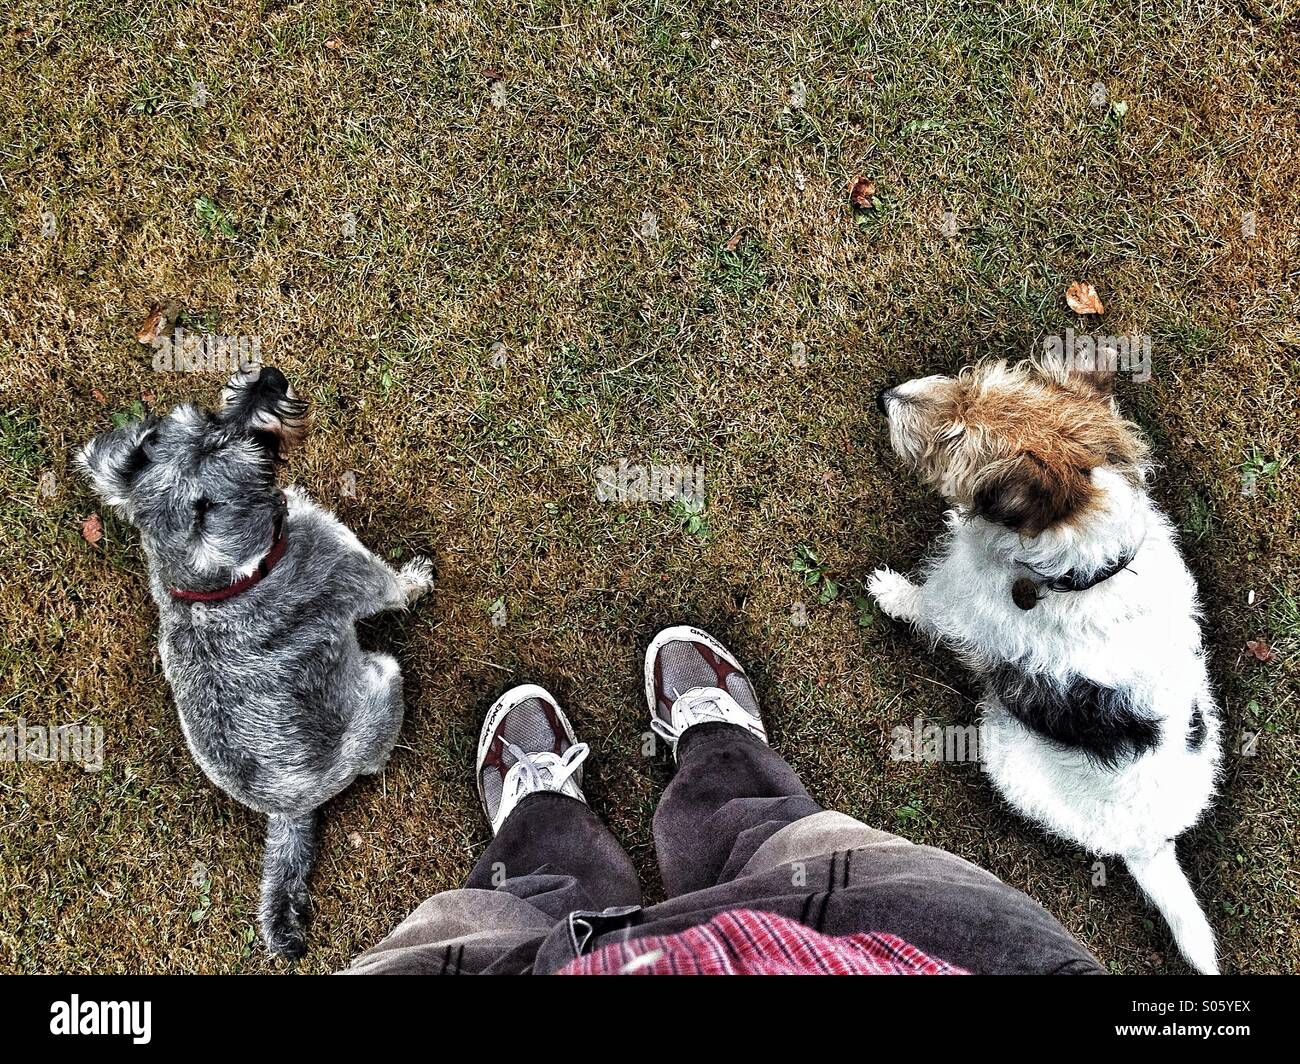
[79,366,433,957]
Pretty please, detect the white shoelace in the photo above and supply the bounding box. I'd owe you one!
[501,741,589,807]
[650,687,764,750]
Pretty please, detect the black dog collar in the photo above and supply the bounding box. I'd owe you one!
[1012,548,1138,611]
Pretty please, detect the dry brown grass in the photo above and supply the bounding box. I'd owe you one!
[1,0,1297,973]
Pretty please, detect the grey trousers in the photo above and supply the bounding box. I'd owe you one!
[344,723,1104,974]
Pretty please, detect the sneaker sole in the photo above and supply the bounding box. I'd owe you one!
[643,624,748,722]
[474,683,577,812]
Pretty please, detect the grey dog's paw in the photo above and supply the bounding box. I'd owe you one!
[397,556,435,604]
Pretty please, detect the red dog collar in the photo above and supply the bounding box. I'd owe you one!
[169,502,289,604]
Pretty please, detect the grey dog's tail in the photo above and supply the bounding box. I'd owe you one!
[259,811,320,959]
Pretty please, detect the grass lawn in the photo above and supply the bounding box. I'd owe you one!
[1,0,1297,974]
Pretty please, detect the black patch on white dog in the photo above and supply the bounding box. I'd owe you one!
[1187,704,1207,752]
[986,663,1161,767]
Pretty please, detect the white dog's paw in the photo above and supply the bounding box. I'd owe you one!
[397,556,435,604]
[867,567,920,622]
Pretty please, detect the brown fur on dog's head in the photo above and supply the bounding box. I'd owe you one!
[877,360,1150,536]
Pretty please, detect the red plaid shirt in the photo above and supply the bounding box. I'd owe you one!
[557,908,968,975]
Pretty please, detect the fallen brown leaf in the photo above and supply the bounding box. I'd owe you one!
[136,306,165,344]
[849,177,876,208]
[81,514,103,545]
[136,299,181,344]
[1246,638,1276,663]
[1066,281,1105,315]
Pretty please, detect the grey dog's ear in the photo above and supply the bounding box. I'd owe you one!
[218,365,308,460]
[78,419,157,512]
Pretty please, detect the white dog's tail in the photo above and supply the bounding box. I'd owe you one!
[1124,843,1218,974]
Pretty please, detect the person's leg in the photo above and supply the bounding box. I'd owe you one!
[343,684,641,974]
[469,684,641,919]
[645,627,822,897]
[574,812,1104,974]
[635,628,1101,973]
[464,792,640,916]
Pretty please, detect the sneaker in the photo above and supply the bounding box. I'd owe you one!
[476,684,589,835]
[643,625,767,759]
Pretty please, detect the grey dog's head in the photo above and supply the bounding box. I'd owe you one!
[79,366,307,588]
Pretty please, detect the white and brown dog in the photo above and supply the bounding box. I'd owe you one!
[869,358,1222,973]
